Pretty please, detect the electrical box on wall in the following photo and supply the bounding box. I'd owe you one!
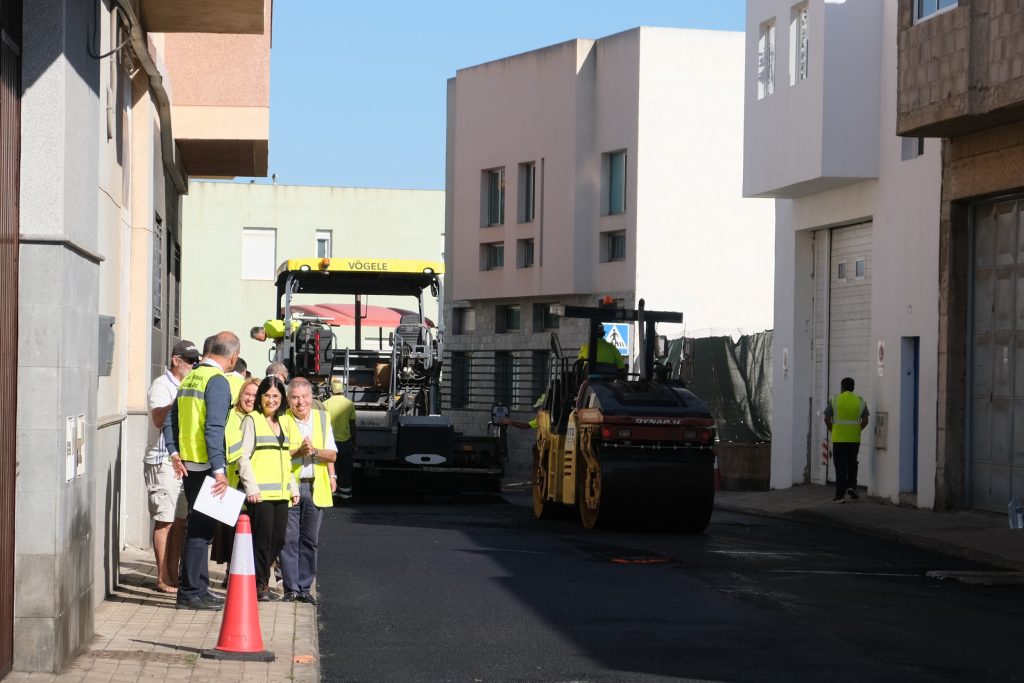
[98,315,115,376]
[875,411,888,450]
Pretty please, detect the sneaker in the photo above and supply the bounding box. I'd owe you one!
[280,591,299,602]
[298,593,318,606]
[832,496,845,504]
[176,595,223,611]
[846,487,859,500]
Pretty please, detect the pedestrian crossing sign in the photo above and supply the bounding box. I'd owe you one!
[603,323,630,356]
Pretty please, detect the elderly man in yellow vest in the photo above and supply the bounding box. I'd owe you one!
[823,376,870,504]
[280,377,337,604]
[163,331,240,610]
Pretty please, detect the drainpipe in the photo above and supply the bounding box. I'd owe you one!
[112,0,187,194]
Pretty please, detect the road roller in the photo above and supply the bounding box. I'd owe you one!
[532,299,716,532]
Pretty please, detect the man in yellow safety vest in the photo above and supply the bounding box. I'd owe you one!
[823,377,870,504]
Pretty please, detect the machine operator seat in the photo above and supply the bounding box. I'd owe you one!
[395,313,424,353]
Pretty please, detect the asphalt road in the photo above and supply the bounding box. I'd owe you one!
[316,489,1024,683]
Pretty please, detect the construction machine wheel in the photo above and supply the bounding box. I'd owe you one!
[578,453,604,529]
[532,445,552,519]
[662,475,714,533]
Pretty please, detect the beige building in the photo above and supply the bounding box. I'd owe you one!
[5,0,271,674]
[444,27,775,473]
[180,182,445,369]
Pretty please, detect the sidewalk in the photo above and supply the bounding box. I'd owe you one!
[3,547,319,683]
[715,484,1024,573]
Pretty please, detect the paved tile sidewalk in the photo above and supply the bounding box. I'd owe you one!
[3,547,319,683]
[716,484,1024,572]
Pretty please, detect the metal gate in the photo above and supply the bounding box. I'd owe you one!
[0,0,20,677]
[969,199,1024,512]
[811,222,873,486]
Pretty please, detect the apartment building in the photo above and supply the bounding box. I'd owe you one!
[4,0,271,673]
[744,0,943,506]
[180,182,445,368]
[445,27,775,472]
[897,0,1024,512]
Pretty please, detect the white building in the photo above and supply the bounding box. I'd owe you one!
[180,182,445,368]
[445,27,775,472]
[744,0,942,507]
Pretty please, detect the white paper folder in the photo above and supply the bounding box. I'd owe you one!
[193,475,245,527]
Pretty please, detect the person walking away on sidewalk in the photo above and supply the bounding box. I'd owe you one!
[823,377,870,504]
[323,377,356,501]
[281,377,337,604]
[235,375,299,601]
[163,331,239,610]
[144,339,199,593]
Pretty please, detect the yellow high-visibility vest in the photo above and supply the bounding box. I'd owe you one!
[247,413,295,502]
[324,394,355,443]
[831,392,866,443]
[225,408,246,489]
[177,365,224,464]
[226,373,244,406]
[578,338,625,369]
[287,408,334,509]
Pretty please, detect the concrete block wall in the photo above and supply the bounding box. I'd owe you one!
[898,0,1024,136]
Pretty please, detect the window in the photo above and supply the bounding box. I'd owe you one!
[837,261,847,281]
[602,230,626,262]
[450,352,471,409]
[242,228,277,280]
[790,4,808,85]
[604,151,627,215]
[481,242,504,270]
[517,239,535,268]
[915,0,956,21]
[495,304,521,333]
[518,162,536,223]
[855,258,866,279]
[495,351,516,406]
[533,303,560,331]
[316,230,332,258]
[452,307,476,335]
[758,19,776,99]
[901,136,925,161]
[483,168,505,226]
[171,242,181,336]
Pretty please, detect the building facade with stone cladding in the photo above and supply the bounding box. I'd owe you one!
[898,0,1024,512]
[7,0,272,674]
[445,27,775,476]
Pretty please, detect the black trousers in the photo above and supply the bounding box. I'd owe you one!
[248,499,290,591]
[335,439,354,494]
[179,472,217,600]
[833,441,861,498]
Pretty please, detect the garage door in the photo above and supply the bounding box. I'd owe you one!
[811,223,873,486]
[970,199,1024,513]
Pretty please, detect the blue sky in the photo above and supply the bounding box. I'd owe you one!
[257,2,746,191]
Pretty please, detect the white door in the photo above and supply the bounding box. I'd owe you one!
[811,223,873,486]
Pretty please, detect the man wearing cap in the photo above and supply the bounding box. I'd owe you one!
[324,377,356,501]
[163,331,240,610]
[144,339,199,593]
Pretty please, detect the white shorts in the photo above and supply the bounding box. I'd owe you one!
[144,461,187,523]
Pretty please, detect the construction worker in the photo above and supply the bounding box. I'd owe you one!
[578,336,626,371]
[499,393,545,430]
[163,331,239,610]
[823,377,870,504]
[280,377,337,604]
[323,377,356,501]
[225,357,247,405]
[251,319,300,341]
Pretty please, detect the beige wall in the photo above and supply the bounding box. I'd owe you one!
[181,182,445,369]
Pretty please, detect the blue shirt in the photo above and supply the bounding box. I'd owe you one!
[162,360,231,473]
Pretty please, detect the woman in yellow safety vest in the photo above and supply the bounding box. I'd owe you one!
[235,375,299,601]
[211,377,262,569]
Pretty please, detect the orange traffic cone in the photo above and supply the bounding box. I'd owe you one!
[713,455,722,491]
[202,514,275,662]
